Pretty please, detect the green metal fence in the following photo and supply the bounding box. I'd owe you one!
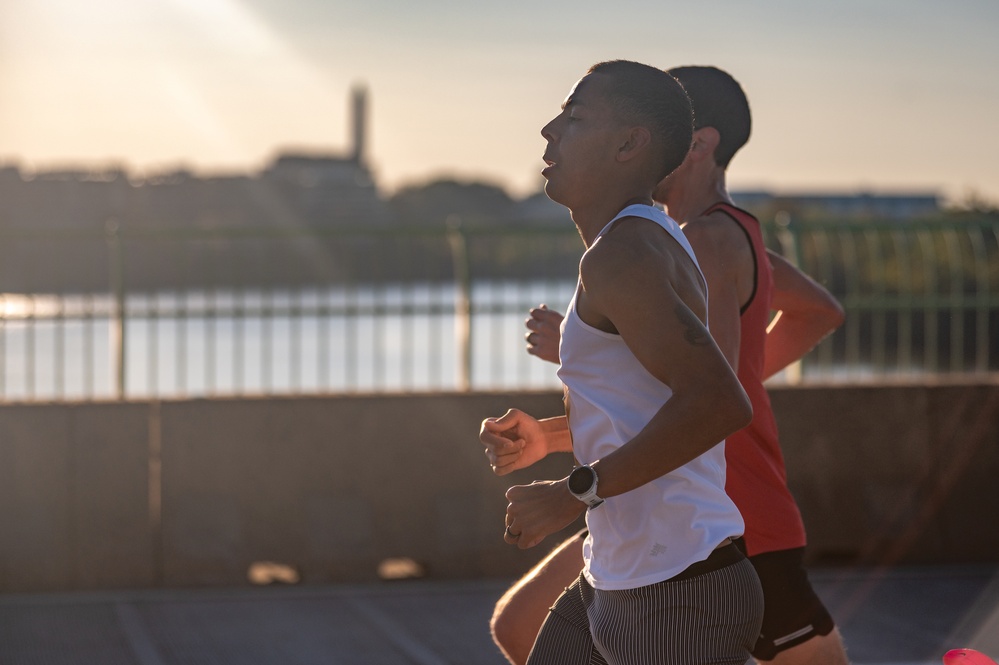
[0,216,996,401]
[768,217,999,379]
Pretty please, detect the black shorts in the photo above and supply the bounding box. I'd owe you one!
[734,539,837,660]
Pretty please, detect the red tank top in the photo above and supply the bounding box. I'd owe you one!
[703,202,807,556]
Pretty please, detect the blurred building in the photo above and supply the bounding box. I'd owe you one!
[0,85,387,232]
[261,86,385,224]
[732,190,941,221]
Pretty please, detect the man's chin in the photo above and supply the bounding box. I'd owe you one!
[543,180,570,208]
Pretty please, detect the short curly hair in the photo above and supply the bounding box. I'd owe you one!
[587,60,694,182]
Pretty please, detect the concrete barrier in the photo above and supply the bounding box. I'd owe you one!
[775,381,999,566]
[0,381,996,592]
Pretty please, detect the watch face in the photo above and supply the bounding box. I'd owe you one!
[568,466,595,494]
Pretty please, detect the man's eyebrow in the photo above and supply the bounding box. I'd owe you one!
[561,97,577,111]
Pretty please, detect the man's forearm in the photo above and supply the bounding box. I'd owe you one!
[763,308,842,380]
[589,379,751,499]
[539,416,573,454]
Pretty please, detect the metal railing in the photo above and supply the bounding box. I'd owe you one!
[769,217,999,380]
[0,216,996,401]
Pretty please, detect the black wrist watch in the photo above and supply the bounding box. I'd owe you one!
[567,464,604,508]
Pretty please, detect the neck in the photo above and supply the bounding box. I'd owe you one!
[665,167,732,224]
[571,193,654,247]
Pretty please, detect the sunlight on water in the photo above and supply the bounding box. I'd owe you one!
[2,275,991,401]
[0,294,75,319]
[0,281,578,400]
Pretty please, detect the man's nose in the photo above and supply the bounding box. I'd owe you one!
[541,118,558,142]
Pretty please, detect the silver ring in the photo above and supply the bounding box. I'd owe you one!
[505,526,521,539]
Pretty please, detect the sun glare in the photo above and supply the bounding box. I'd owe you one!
[0,294,62,320]
[168,0,283,56]
[2,0,347,171]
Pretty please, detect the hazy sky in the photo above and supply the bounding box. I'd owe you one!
[2,0,997,204]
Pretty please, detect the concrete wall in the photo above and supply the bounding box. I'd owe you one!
[774,382,999,566]
[0,382,996,593]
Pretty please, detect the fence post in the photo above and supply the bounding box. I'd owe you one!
[773,212,804,384]
[447,216,472,391]
[106,219,126,399]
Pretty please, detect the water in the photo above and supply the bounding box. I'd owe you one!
[0,281,578,401]
[2,279,981,402]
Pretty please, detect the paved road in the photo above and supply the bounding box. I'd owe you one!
[1,565,997,664]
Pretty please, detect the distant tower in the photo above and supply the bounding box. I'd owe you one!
[350,85,367,165]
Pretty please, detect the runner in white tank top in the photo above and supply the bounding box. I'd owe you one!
[558,203,744,590]
[479,60,761,665]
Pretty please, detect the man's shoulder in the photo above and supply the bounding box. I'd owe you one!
[683,208,747,239]
[683,209,755,266]
[589,216,683,265]
[581,218,681,286]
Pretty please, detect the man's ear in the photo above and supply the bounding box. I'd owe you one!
[689,127,720,163]
[616,126,652,163]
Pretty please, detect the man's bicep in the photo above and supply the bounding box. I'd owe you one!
[611,283,729,390]
[582,232,730,388]
[685,220,745,370]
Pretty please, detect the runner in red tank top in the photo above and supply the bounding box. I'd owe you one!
[483,67,851,665]
[701,201,807,557]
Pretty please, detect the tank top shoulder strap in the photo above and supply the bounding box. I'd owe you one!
[702,201,756,227]
[596,204,703,278]
[701,201,763,315]
[590,203,710,325]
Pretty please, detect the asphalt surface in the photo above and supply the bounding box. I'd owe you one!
[1,565,997,664]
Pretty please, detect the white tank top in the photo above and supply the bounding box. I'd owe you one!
[556,204,744,591]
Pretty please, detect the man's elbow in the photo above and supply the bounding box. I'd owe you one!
[717,378,753,434]
[732,387,753,432]
[818,298,846,332]
[829,301,846,330]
